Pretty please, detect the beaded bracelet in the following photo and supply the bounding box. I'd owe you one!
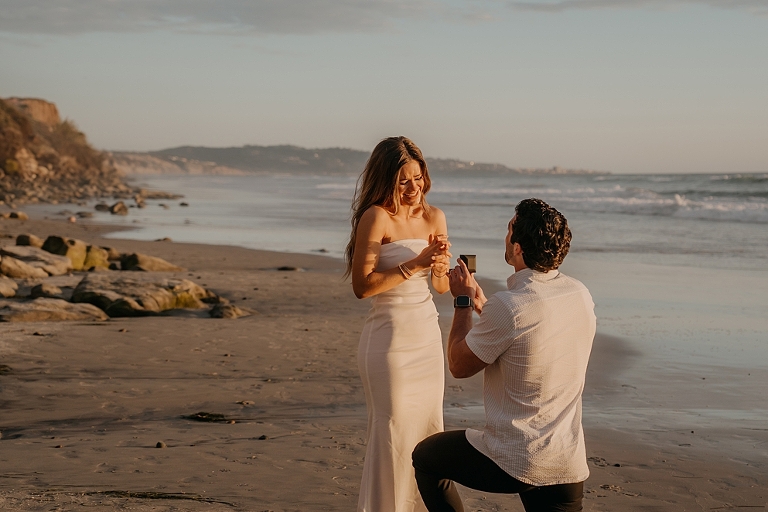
[398,263,413,279]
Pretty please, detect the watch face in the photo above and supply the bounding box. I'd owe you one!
[456,295,472,307]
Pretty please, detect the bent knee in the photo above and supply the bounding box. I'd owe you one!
[411,431,444,469]
[411,437,429,469]
[412,430,465,471]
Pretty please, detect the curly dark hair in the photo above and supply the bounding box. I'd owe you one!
[510,198,571,271]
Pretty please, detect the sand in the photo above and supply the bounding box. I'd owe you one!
[0,216,766,511]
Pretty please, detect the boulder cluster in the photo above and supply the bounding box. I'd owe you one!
[0,233,246,322]
[93,189,182,217]
[0,97,150,206]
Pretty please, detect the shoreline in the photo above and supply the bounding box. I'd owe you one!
[1,213,766,510]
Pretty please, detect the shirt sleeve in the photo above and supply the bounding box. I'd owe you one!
[465,293,516,364]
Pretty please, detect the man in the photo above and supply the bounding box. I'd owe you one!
[412,198,596,512]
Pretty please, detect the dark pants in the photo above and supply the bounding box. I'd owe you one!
[412,430,583,512]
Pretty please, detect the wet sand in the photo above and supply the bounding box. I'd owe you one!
[0,216,766,511]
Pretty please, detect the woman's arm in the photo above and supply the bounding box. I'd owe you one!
[351,208,441,299]
[430,208,450,294]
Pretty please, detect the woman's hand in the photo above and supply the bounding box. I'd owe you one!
[410,234,451,273]
[431,254,451,278]
[430,234,452,278]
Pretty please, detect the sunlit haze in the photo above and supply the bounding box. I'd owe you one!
[1,0,766,173]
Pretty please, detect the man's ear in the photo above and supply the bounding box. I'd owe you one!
[513,242,523,257]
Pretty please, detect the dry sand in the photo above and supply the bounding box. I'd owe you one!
[0,216,765,511]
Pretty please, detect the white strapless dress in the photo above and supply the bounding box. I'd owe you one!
[357,239,445,512]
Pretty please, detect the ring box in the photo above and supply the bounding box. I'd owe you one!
[459,254,476,273]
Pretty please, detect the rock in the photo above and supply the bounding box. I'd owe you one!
[156,441,167,448]
[0,276,18,298]
[209,303,248,319]
[179,202,189,207]
[109,201,129,215]
[201,295,229,305]
[1,211,29,220]
[67,216,77,223]
[120,253,184,272]
[108,262,120,271]
[14,147,38,175]
[71,274,214,317]
[0,245,72,276]
[103,297,146,317]
[41,236,87,270]
[83,246,110,270]
[185,412,227,422]
[94,202,110,212]
[158,203,169,210]
[76,211,93,218]
[101,246,122,261]
[0,256,49,279]
[30,283,64,299]
[277,266,301,271]
[16,233,44,248]
[0,298,109,322]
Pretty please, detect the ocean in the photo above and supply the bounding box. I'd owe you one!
[83,171,768,271]
[30,170,768,460]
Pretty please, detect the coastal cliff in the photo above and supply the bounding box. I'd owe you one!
[0,97,133,206]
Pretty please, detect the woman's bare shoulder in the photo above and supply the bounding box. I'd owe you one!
[358,205,392,233]
[428,206,447,225]
[429,206,446,219]
[363,204,392,218]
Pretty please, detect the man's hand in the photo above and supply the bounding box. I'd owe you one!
[448,258,476,298]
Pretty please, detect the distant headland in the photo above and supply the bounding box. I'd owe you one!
[112,145,607,177]
[1,96,607,208]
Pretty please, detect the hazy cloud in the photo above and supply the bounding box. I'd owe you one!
[3,0,760,37]
[508,0,768,16]
[0,0,458,35]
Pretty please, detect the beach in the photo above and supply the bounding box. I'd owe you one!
[1,213,766,511]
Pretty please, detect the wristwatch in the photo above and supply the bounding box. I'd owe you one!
[454,295,474,308]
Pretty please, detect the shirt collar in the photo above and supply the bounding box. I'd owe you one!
[507,267,560,289]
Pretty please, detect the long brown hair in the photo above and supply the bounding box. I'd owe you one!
[344,136,431,277]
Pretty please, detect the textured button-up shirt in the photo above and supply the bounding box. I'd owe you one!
[465,268,596,486]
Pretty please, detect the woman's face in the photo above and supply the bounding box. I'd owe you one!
[397,160,424,207]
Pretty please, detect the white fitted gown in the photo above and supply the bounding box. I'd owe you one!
[357,239,445,512]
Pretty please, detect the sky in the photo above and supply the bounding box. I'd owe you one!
[1,0,767,174]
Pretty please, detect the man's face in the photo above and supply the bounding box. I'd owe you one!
[504,216,516,265]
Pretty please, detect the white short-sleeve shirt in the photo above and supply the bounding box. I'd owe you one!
[465,268,596,486]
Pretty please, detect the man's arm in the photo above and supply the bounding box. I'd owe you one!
[447,308,488,378]
[447,259,489,379]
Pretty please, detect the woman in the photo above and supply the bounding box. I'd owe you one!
[345,136,451,512]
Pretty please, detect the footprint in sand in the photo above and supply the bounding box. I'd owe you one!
[599,484,640,497]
